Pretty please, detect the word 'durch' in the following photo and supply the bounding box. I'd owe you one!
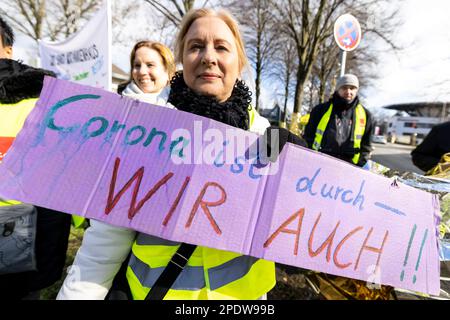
[296,168,366,211]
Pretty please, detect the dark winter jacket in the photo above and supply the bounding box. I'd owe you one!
[411,121,450,172]
[0,59,55,104]
[303,92,374,167]
[0,59,71,299]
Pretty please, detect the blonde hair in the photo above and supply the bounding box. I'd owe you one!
[175,8,249,73]
[119,41,175,93]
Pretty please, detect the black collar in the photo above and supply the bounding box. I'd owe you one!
[332,91,359,110]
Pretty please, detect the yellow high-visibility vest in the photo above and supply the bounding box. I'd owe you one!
[312,103,366,164]
[126,107,275,300]
[127,234,275,300]
[71,215,87,229]
[0,98,37,161]
[249,105,257,127]
[0,98,38,206]
[0,98,82,223]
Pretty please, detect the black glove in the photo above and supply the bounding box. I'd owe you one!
[246,126,307,168]
[264,125,307,158]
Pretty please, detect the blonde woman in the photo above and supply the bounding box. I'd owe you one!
[58,9,305,300]
[118,40,175,105]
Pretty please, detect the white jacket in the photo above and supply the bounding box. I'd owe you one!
[57,88,270,300]
[121,81,173,107]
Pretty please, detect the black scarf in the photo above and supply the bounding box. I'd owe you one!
[331,91,359,110]
[168,72,251,130]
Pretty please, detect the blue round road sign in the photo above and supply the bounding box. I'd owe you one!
[334,14,361,51]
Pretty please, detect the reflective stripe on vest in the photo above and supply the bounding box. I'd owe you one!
[312,103,366,164]
[128,249,259,291]
[127,233,275,300]
[129,253,206,290]
[208,255,258,290]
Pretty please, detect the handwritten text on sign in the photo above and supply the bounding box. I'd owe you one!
[0,77,440,295]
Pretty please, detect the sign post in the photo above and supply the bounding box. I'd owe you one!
[334,14,362,76]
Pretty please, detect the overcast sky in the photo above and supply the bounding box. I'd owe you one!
[364,0,450,109]
[13,0,450,111]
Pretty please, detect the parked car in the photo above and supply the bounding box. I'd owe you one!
[371,135,387,144]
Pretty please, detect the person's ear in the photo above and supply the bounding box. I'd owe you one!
[5,46,13,58]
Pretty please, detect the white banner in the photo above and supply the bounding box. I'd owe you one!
[38,0,112,90]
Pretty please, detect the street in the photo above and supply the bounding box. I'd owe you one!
[370,142,424,174]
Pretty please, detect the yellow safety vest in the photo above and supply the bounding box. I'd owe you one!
[127,235,275,300]
[0,98,38,206]
[126,107,276,300]
[312,103,366,165]
[0,98,83,222]
[249,105,257,128]
[71,214,87,229]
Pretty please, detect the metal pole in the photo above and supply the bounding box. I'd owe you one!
[340,50,347,77]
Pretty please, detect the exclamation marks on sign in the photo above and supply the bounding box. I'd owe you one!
[400,225,416,282]
[413,229,428,284]
[400,224,429,283]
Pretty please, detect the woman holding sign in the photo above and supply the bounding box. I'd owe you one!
[58,8,304,300]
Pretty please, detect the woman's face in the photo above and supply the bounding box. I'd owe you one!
[132,47,169,94]
[182,16,240,102]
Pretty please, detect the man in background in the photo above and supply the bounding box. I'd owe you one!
[303,74,374,167]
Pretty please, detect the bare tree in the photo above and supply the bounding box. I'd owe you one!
[348,0,403,92]
[0,0,100,43]
[142,0,207,27]
[111,1,138,44]
[137,0,214,49]
[226,0,280,111]
[271,0,403,133]
[0,0,47,42]
[270,36,298,124]
[306,0,403,108]
[111,1,164,48]
[273,0,345,133]
[47,0,100,41]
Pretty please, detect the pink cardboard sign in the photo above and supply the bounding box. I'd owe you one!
[0,77,440,295]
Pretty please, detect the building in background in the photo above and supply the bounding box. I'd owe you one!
[111,64,128,92]
[383,102,449,144]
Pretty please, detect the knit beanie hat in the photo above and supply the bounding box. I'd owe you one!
[336,74,359,90]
